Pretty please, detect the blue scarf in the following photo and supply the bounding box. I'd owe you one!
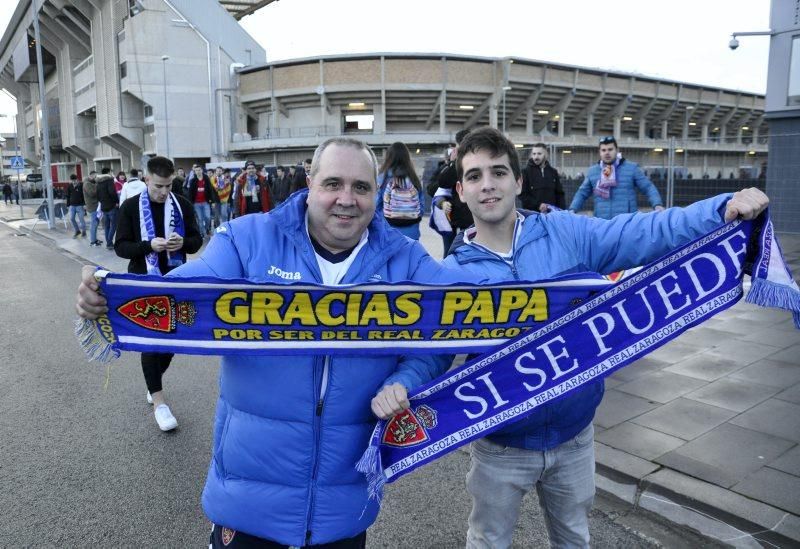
[139,191,185,275]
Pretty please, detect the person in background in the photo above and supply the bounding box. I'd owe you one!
[212,166,233,226]
[171,167,186,196]
[114,171,127,200]
[65,173,86,238]
[270,165,292,207]
[83,171,103,247]
[187,164,218,236]
[376,142,424,240]
[569,136,663,219]
[119,168,147,203]
[520,143,565,212]
[234,160,271,216]
[96,168,119,250]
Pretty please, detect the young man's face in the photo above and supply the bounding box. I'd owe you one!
[216,168,224,177]
[177,169,185,177]
[304,161,312,173]
[530,147,546,166]
[246,165,257,177]
[599,143,618,164]
[193,166,203,178]
[277,168,284,178]
[146,173,173,203]
[306,144,376,253]
[457,149,521,226]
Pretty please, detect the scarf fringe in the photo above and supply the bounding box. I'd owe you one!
[746,277,800,329]
[74,317,121,363]
[356,427,386,505]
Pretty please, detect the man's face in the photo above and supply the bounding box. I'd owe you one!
[457,149,521,226]
[147,173,173,203]
[277,168,284,178]
[177,169,185,177]
[215,168,223,177]
[193,166,203,178]
[246,165,257,177]
[530,147,546,166]
[599,143,618,164]
[306,144,376,253]
[304,161,312,173]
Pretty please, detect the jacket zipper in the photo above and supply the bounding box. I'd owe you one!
[305,355,330,545]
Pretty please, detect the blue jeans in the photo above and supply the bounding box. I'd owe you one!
[214,202,230,227]
[466,425,595,549]
[194,202,211,234]
[69,205,86,233]
[104,207,118,245]
[89,209,100,242]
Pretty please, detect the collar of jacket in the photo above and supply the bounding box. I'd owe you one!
[449,209,549,264]
[271,189,403,281]
[527,158,550,170]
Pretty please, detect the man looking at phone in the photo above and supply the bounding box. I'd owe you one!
[114,156,204,431]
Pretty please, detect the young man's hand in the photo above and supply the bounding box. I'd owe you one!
[371,383,410,419]
[724,188,769,222]
[76,264,107,319]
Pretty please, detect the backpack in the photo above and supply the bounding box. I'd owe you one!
[381,174,422,227]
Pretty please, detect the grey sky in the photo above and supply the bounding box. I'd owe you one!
[0,0,772,133]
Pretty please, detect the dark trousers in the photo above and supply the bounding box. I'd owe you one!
[141,352,174,393]
[210,525,366,549]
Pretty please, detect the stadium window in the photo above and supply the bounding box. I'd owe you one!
[344,114,374,133]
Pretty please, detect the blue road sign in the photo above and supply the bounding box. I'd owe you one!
[10,156,24,170]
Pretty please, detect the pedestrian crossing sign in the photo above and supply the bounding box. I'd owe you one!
[9,156,24,169]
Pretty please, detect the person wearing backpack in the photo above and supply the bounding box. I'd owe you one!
[376,142,424,240]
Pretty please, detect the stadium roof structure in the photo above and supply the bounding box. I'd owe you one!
[218,0,278,20]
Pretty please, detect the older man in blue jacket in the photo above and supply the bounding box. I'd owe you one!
[443,127,767,548]
[76,137,469,548]
[569,136,664,219]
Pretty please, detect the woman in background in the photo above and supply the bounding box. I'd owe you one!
[376,142,424,240]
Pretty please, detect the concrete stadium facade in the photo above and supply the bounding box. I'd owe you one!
[232,53,768,179]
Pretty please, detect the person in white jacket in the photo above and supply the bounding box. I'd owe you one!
[118,168,147,204]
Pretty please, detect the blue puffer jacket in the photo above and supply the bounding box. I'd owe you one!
[443,194,730,450]
[569,158,663,219]
[170,191,465,546]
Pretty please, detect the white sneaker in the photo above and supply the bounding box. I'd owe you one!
[154,404,178,431]
[146,391,153,405]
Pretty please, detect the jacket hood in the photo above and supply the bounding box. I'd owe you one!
[96,174,114,183]
[449,209,547,264]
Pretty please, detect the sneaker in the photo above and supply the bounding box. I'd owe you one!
[89,240,100,247]
[106,245,114,250]
[146,391,153,405]
[81,231,86,237]
[73,231,80,238]
[154,404,178,431]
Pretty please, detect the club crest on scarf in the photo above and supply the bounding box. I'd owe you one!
[117,295,197,332]
[382,405,439,447]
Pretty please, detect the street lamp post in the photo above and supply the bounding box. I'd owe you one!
[501,86,512,133]
[161,55,170,159]
[32,0,54,228]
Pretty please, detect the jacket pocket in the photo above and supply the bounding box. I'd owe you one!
[215,408,233,478]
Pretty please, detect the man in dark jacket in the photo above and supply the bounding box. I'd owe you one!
[432,129,474,243]
[114,156,203,431]
[65,173,86,238]
[520,143,565,212]
[83,171,103,246]
[96,168,119,249]
[270,165,292,206]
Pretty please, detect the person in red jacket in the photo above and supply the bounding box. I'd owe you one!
[233,160,271,216]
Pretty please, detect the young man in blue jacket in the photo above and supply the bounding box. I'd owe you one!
[443,127,767,548]
[569,136,664,219]
[76,137,468,548]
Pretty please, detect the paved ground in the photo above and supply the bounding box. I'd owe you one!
[2,198,799,547]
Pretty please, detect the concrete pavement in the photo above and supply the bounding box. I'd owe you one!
[3,199,799,547]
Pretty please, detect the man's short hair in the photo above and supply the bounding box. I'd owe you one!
[455,129,471,145]
[70,173,78,181]
[277,165,285,172]
[129,168,140,178]
[192,163,202,169]
[456,127,521,181]
[309,137,378,183]
[531,142,547,150]
[147,156,176,179]
[304,158,312,165]
[245,160,256,169]
[101,167,111,175]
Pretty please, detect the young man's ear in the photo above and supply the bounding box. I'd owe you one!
[515,176,522,196]
[456,181,463,200]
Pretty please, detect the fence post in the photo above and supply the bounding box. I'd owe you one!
[666,137,675,208]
